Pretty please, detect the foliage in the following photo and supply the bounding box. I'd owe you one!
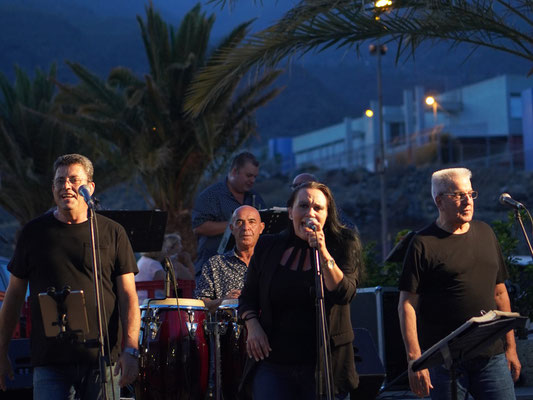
[55,3,282,234]
[361,229,410,287]
[492,210,533,322]
[186,0,533,115]
[0,64,81,226]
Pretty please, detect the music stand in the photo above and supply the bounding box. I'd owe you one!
[259,207,289,234]
[411,311,526,400]
[97,210,167,252]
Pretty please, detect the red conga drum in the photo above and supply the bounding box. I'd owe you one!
[136,298,209,400]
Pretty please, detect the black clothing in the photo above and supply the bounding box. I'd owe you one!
[8,211,138,367]
[268,265,316,365]
[239,229,359,394]
[399,220,508,355]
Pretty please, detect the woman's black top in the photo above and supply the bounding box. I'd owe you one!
[268,263,316,364]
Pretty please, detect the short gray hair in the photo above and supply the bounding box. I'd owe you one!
[53,154,94,182]
[431,168,472,202]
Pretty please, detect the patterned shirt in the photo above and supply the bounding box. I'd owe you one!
[191,179,265,274]
[194,250,248,299]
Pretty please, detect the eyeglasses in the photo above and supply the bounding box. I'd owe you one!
[53,176,87,187]
[441,191,478,201]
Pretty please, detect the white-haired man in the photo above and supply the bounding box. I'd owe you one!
[398,167,520,399]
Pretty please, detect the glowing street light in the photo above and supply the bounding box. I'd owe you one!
[365,109,374,118]
[425,95,438,122]
[375,0,392,7]
[425,95,441,163]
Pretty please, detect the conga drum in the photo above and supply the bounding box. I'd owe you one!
[136,298,209,400]
[216,299,247,400]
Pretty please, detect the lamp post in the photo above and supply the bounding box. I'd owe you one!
[369,40,389,261]
[425,95,442,164]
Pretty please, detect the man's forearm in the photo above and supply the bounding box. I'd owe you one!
[0,278,28,353]
[117,274,141,349]
[494,283,517,350]
[398,292,422,361]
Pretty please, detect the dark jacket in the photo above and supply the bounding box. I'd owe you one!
[239,229,359,395]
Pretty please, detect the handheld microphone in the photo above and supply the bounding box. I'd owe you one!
[78,185,95,208]
[499,193,524,210]
[306,218,319,231]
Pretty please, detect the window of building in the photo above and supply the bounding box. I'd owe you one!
[389,122,406,145]
[510,94,522,119]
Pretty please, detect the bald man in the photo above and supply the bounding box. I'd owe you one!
[195,206,264,312]
[290,173,317,190]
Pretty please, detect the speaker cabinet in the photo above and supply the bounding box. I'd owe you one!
[351,328,386,400]
[350,287,408,389]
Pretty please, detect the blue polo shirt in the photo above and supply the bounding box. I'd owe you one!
[191,180,265,275]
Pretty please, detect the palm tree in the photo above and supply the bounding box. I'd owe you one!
[57,3,282,237]
[186,0,533,115]
[0,64,78,226]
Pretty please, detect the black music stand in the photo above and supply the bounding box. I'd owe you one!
[259,207,289,235]
[97,210,167,252]
[411,311,526,400]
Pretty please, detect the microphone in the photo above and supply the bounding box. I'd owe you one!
[162,257,173,272]
[78,185,95,208]
[163,257,173,298]
[306,218,319,231]
[499,193,524,210]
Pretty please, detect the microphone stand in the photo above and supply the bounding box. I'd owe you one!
[310,232,334,400]
[514,209,533,258]
[86,202,115,399]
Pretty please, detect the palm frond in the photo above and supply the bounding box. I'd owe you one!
[185,0,533,116]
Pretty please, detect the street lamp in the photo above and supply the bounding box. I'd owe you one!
[425,95,438,123]
[425,95,442,163]
[369,38,389,261]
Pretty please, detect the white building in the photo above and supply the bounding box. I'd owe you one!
[274,74,533,172]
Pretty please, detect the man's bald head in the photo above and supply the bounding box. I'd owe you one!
[291,173,318,190]
[230,205,264,251]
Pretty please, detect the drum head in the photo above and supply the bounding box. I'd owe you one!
[220,298,239,307]
[141,297,206,308]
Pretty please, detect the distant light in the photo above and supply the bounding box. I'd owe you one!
[365,109,374,118]
[425,96,436,106]
[375,0,392,7]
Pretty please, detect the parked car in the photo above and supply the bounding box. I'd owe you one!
[0,256,33,397]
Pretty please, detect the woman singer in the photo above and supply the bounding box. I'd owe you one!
[239,181,364,399]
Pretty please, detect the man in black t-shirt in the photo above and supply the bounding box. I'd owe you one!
[398,167,520,400]
[0,154,140,399]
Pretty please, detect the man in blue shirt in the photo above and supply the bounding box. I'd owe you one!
[192,152,265,276]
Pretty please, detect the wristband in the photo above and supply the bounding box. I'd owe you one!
[243,313,258,322]
[123,347,140,359]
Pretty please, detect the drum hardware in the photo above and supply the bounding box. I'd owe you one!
[186,321,198,337]
[232,322,242,340]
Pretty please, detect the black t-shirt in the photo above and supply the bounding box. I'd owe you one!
[8,211,138,367]
[268,264,316,365]
[399,220,508,355]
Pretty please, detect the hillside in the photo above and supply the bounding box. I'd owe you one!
[1,164,532,260]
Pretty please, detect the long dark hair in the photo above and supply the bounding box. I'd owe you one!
[287,181,364,283]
